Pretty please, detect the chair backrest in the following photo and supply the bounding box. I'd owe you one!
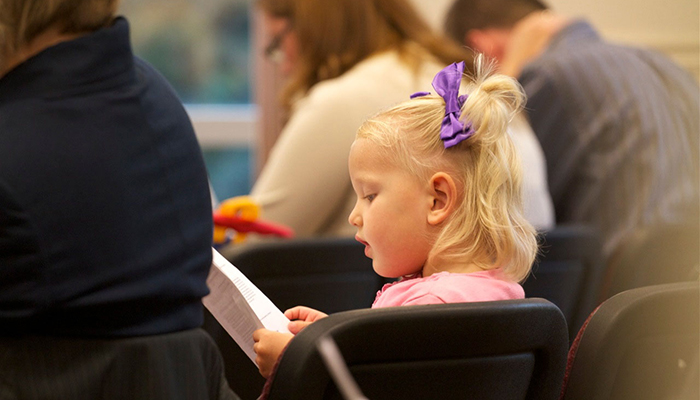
[265,299,569,400]
[560,282,700,400]
[522,224,604,340]
[225,237,390,313]
[205,237,389,400]
[601,223,700,299]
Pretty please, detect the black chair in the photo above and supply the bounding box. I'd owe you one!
[263,299,569,400]
[522,225,605,340]
[204,237,390,400]
[560,282,699,400]
[221,237,390,313]
[601,223,700,300]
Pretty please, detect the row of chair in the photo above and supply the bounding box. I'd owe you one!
[262,282,699,400]
[262,298,568,400]
[561,282,699,400]
[206,223,699,399]
[525,222,699,339]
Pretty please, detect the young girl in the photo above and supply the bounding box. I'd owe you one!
[253,58,538,378]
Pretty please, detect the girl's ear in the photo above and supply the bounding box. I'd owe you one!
[427,172,457,226]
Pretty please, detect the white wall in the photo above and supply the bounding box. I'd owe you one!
[409,0,700,80]
[549,0,699,79]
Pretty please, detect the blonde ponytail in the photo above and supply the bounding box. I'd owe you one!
[436,56,536,282]
[460,56,525,146]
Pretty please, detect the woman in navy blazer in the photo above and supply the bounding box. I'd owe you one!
[0,1,237,398]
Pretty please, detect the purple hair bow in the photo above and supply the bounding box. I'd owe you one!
[412,61,474,148]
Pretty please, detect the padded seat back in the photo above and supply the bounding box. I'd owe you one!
[560,282,699,400]
[523,225,604,339]
[206,237,389,400]
[602,224,700,299]
[265,299,569,400]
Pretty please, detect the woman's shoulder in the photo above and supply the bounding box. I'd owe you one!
[306,52,405,98]
[300,48,444,110]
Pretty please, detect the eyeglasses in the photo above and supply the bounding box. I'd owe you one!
[264,24,293,63]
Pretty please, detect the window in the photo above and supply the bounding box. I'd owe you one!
[119,0,255,201]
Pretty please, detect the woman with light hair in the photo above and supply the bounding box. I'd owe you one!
[243,0,473,240]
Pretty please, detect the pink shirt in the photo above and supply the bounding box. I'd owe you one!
[371,269,524,308]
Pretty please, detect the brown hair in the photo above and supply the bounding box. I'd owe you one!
[0,0,119,57]
[257,0,474,111]
[444,0,547,45]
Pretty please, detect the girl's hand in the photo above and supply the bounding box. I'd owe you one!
[284,306,329,334]
[252,329,294,378]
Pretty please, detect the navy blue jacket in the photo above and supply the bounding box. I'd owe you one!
[0,18,213,337]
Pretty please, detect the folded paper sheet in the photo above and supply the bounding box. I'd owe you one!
[203,248,291,365]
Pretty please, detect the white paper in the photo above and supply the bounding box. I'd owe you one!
[203,248,290,365]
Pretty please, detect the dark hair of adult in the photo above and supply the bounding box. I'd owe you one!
[443,0,548,45]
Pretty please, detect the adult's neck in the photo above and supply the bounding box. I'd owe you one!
[497,11,571,78]
[1,27,87,78]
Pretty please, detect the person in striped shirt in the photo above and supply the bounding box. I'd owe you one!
[444,0,699,261]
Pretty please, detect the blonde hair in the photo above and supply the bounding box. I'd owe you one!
[0,0,119,62]
[257,0,473,111]
[356,58,538,282]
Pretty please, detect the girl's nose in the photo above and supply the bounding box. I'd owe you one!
[348,204,361,227]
